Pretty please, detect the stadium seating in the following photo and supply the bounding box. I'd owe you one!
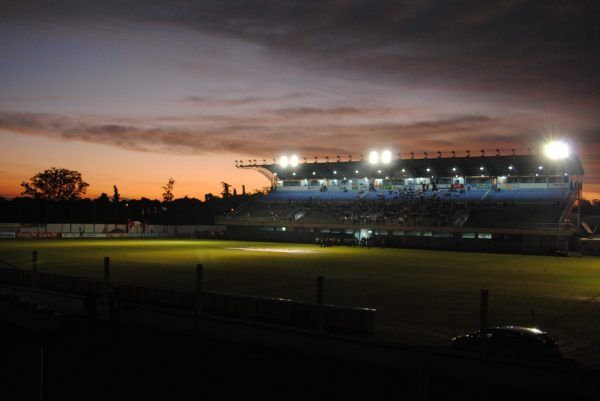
[227,187,572,229]
[318,191,361,201]
[488,188,570,202]
[261,190,322,202]
[436,189,488,201]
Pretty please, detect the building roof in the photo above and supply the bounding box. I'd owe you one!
[240,154,584,181]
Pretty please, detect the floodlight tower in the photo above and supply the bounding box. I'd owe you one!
[368,151,379,164]
[544,140,579,226]
[381,150,392,164]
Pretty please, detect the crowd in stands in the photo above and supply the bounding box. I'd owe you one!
[302,197,468,226]
[231,195,470,227]
[226,186,572,229]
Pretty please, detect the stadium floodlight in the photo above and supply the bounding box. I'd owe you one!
[369,150,379,164]
[544,141,570,160]
[290,154,299,168]
[381,149,392,164]
[279,155,289,168]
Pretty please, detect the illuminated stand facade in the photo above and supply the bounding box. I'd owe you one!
[226,143,584,254]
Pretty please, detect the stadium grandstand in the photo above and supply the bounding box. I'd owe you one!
[218,142,585,254]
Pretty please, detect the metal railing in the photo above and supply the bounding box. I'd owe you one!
[0,258,70,314]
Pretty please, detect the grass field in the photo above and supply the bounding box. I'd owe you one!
[1,239,600,366]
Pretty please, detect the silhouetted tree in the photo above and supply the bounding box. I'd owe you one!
[221,182,231,197]
[112,185,120,225]
[162,178,175,202]
[96,193,110,203]
[112,186,120,204]
[21,167,89,201]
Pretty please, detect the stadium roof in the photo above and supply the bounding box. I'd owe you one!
[240,154,584,181]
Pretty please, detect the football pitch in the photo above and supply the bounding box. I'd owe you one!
[1,239,600,367]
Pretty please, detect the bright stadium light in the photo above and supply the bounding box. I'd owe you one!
[369,150,379,164]
[381,150,392,164]
[544,141,570,160]
[279,155,289,168]
[290,154,299,167]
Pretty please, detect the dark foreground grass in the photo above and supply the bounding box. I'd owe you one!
[1,239,600,367]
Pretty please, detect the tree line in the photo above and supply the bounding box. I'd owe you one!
[0,167,257,224]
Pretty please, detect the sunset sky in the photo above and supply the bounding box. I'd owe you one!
[1,1,599,200]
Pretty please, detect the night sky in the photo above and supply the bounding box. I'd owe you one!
[1,1,599,199]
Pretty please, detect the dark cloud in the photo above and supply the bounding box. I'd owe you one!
[181,92,310,107]
[183,96,264,106]
[0,110,549,155]
[4,1,599,103]
[270,106,376,118]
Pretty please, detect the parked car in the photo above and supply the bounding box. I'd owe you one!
[451,326,563,362]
